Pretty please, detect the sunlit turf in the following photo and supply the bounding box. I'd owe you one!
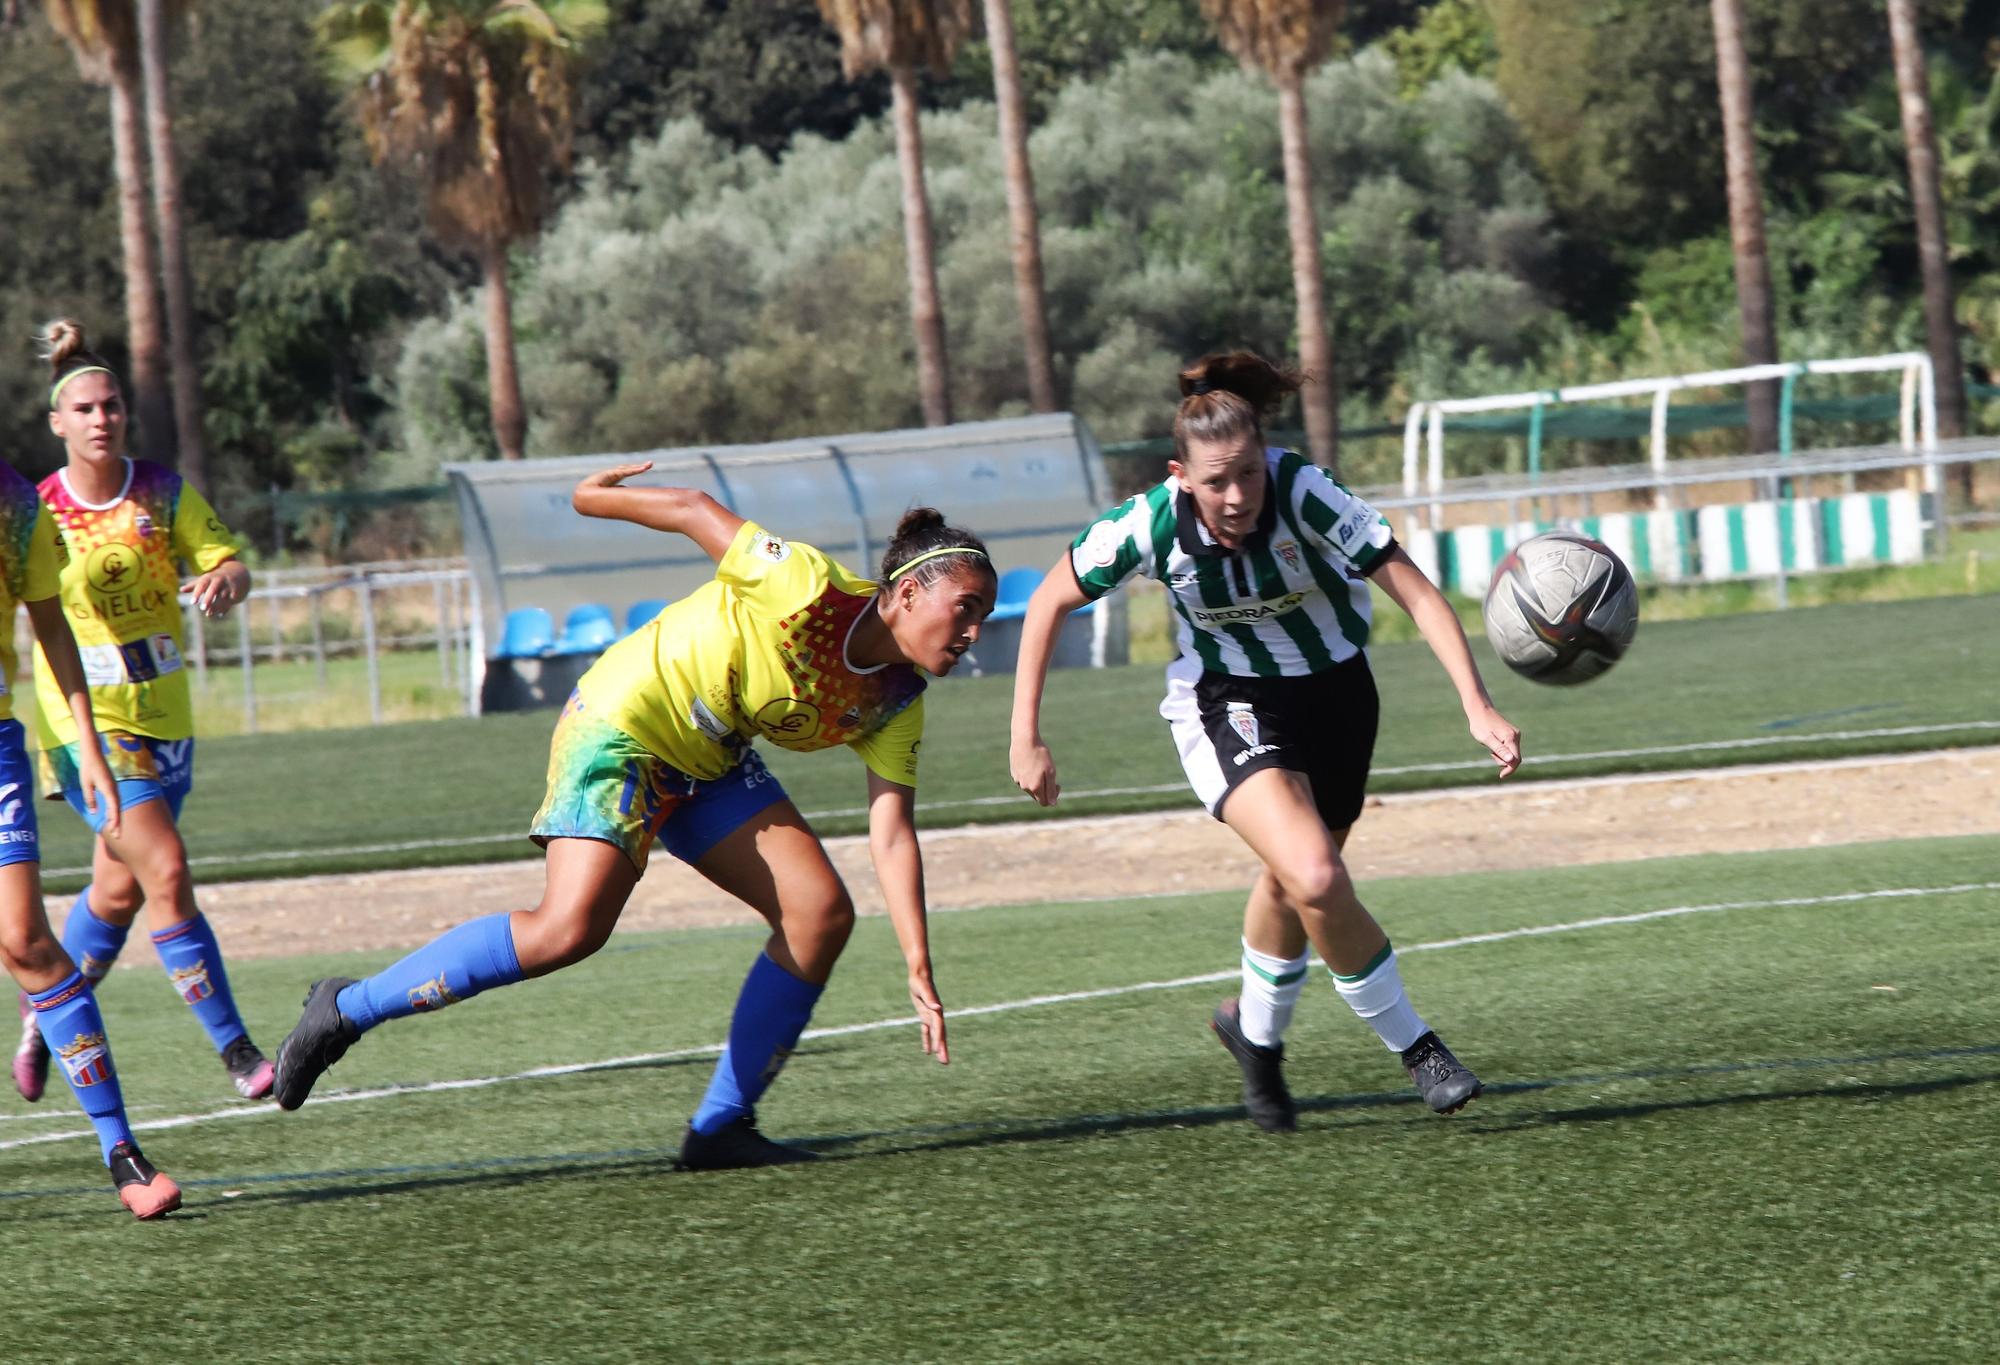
[22,592,1997,891]
[5,833,1995,1361]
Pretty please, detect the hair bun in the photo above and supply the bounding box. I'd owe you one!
[892,506,947,541]
[36,319,88,373]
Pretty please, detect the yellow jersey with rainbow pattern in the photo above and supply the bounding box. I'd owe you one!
[0,464,61,725]
[32,458,244,747]
[575,521,926,785]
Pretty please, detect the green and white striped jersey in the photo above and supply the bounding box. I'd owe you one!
[1070,448,1395,677]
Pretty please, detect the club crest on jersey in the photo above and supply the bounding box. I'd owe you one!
[407,974,460,1013]
[837,705,862,728]
[1226,702,1259,748]
[170,960,214,1003]
[56,1030,111,1087]
[1275,539,1300,571]
[135,510,155,539]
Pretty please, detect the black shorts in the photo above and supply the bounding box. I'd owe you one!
[1164,653,1380,831]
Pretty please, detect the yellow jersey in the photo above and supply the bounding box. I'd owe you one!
[0,464,60,725]
[576,521,926,785]
[32,459,244,746]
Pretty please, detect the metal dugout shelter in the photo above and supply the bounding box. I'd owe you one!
[447,412,1124,712]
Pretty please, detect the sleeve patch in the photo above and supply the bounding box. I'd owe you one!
[1078,517,1125,569]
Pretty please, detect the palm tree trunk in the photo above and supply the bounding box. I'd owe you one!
[890,63,952,428]
[107,49,173,459]
[139,0,208,492]
[481,240,527,460]
[983,0,1058,414]
[1887,0,1971,502]
[1710,0,1779,455]
[1277,72,1339,473]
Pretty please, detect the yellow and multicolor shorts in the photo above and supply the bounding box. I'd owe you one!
[38,731,196,833]
[529,692,785,873]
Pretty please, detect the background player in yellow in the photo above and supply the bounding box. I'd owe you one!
[13,321,275,1105]
[0,429,180,1215]
[272,462,997,1171]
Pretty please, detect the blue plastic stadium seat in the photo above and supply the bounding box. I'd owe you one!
[553,603,618,656]
[623,598,669,637]
[985,566,1043,623]
[495,607,554,659]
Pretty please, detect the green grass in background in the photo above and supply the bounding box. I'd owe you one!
[23,592,1992,890]
[5,834,1995,1362]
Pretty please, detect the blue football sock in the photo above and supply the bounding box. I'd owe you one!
[29,973,134,1164]
[61,889,128,984]
[149,914,252,1055]
[336,912,523,1034]
[690,952,823,1135]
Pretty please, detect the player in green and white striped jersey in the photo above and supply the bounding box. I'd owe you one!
[1011,351,1521,1132]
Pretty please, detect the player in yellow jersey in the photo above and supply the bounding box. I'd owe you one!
[12,321,275,1105]
[273,462,997,1170]
[0,432,180,1216]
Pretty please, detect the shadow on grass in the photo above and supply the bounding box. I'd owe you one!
[5,1043,1994,1219]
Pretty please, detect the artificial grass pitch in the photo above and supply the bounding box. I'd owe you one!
[27,592,1998,891]
[4,832,1995,1362]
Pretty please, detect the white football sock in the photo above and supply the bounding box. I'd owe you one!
[1330,947,1428,1053]
[1238,939,1310,1049]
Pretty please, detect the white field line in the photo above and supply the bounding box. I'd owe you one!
[5,878,1995,1154]
[37,728,2000,880]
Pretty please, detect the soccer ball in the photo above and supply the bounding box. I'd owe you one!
[1482,531,1639,685]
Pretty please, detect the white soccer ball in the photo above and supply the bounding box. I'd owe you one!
[1482,531,1639,686]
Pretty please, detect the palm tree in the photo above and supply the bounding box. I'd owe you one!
[44,0,175,455]
[981,0,1056,413]
[1198,0,1344,471]
[1886,0,1969,492]
[816,0,977,428]
[138,0,207,490]
[319,1,608,461]
[1709,0,1779,454]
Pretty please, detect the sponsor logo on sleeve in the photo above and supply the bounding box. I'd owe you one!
[1079,518,1125,569]
[753,534,791,563]
[689,696,732,741]
[1336,506,1376,549]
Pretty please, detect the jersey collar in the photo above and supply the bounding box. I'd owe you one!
[57,457,134,511]
[1174,470,1278,558]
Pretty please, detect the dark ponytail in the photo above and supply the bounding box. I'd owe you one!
[1172,350,1302,460]
[879,506,993,591]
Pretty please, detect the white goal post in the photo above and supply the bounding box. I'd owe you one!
[1400,352,1941,527]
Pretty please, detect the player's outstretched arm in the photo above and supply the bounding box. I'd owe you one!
[865,770,947,1064]
[1369,546,1522,778]
[24,596,121,835]
[1008,555,1089,807]
[571,461,745,565]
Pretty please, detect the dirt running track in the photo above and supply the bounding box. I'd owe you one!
[96,747,2000,970]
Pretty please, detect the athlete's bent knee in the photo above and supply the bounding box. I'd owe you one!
[1275,854,1351,911]
[518,906,614,972]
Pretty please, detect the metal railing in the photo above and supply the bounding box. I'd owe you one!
[179,560,480,732]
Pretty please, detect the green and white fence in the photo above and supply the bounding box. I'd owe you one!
[1400,487,1931,594]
